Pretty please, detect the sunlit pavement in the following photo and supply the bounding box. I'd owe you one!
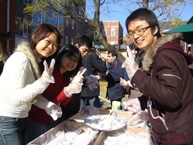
[99,94,129,110]
[99,96,111,109]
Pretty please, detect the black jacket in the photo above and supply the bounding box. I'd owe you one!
[106,58,125,100]
[81,51,107,97]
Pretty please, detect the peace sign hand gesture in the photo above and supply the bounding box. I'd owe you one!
[122,46,139,80]
[73,67,87,84]
[64,67,87,96]
[39,59,55,84]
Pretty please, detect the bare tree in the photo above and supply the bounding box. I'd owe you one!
[23,0,188,61]
[24,0,116,51]
[118,0,187,22]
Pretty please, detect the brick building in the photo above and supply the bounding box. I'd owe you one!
[0,0,16,53]
[101,21,123,45]
[15,0,32,46]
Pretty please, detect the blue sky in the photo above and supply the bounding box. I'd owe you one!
[87,1,193,35]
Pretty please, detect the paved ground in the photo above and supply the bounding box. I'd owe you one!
[99,82,129,109]
[99,94,129,109]
[99,96,111,109]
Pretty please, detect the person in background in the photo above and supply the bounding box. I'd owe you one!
[0,23,62,145]
[0,41,9,75]
[105,50,125,107]
[75,35,92,58]
[79,48,107,111]
[28,44,85,142]
[123,8,193,145]
[132,48,145,68]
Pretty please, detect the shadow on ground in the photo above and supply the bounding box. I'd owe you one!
[99,96,111,109]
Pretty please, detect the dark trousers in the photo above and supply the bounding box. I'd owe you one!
[152,131,193,145]
[156,141,193,145]
[79,96,101,111]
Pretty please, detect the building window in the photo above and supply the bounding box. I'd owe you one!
[111,42,115,45]
[23,20,28,37]
[111,28,116,37]
[78,10,82,15]
[94,29,98,39]
[93,29,98,38]
[23,0,28,5]
[102,28,106,36]
[71,38,74,45]
[85,28,90,35]
[72,20,74,29]
[65,36,68,44]
[66,17,69,26]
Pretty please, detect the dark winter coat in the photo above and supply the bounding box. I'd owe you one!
[131,33,193,136]
[106,58,125,100]
[81,51,107,97]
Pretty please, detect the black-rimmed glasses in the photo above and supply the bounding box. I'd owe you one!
[126,26,151,38]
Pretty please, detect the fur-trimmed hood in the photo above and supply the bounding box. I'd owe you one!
[15,41,41,79]
[142,33,184,71]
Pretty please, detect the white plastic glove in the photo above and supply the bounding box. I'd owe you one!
[122,46,139,80]
[138,111,149,121]
[38,59,55,84]
[34,59,55,94]
[85,75,100,90]
[45,102,62,121]
[64,67,87,97]
[34,95,62,121]
[120,77,132,89]
[125,98,141,113]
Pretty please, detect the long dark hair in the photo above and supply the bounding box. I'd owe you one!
[55,44,82,77]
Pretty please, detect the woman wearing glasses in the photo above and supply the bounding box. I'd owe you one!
[123,8,193,145]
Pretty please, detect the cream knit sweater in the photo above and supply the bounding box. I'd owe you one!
[0,42,51,117]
